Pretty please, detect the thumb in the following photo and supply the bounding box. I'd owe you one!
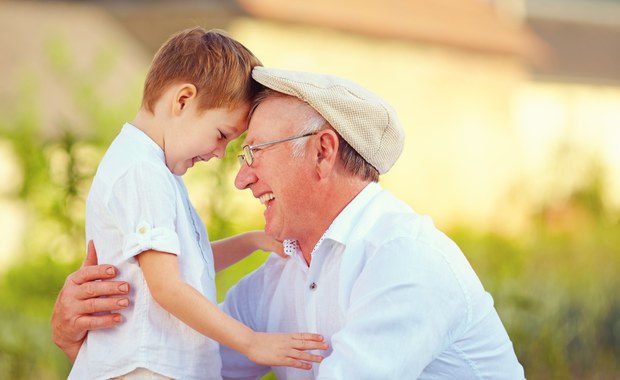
[271,240,287,259]
[82,240,99,267]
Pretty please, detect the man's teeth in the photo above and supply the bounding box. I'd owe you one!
[259,193,275,205]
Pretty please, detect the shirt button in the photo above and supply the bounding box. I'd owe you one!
[309,282,317,290]
[138,226,146,234]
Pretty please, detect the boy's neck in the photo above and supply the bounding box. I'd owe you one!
[131,108,165,149]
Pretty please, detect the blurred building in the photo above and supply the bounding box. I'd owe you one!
[99,0,620,231]
[0,0,619,266]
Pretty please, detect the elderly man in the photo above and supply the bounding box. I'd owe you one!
[52,67,525,379]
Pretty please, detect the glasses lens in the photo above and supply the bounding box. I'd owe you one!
[242,145,253,166]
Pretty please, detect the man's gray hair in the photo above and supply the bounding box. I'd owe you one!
[252,88,379,182]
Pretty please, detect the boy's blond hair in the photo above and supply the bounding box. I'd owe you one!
[142,27,262,113]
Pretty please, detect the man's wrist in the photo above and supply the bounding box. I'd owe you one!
[53,337,82,363]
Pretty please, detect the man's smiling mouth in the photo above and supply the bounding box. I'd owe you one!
[259,193,275,205]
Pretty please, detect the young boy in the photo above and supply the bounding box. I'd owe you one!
[68,27,327,380]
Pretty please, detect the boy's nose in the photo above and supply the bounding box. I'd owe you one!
[213,145,226,159]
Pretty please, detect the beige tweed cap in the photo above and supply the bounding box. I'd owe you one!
[252,67,405,174]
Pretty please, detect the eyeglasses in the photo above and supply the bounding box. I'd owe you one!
[237,132,318,167]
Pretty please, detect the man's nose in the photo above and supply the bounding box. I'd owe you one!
[234,163,254,190]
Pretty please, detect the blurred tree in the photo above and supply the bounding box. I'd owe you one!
[0,35,138,379]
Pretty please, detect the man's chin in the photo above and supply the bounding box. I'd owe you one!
[264,223,284,243]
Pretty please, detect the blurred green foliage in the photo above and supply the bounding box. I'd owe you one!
[0,38,619,380]
[452,179,620,379]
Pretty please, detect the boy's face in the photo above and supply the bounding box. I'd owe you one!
[164,102,250,176]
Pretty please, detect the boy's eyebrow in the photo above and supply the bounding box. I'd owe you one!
[221,126,243,140]
[228,123,248,135]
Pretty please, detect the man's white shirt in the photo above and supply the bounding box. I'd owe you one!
[221,182,525,379]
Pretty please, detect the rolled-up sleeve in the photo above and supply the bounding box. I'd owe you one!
[107,160,180,260]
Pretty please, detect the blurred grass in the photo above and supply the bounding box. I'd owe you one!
[0,38,619,380]
[1,183,618,379]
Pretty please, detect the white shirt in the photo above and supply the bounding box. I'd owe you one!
[221,182,524,379]
[70,124,222,380]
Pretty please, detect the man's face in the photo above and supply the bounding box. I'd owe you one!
[234,96,316,242]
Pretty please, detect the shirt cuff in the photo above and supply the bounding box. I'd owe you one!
[123,221,180,259]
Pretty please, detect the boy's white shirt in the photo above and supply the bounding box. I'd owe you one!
[69,123,222,380]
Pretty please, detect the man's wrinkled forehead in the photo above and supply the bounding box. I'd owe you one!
[243,102,269,144]
[245,96,295,143]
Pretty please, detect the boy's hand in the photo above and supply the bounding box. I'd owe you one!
[250,230,286,258]
[246,332,328,370]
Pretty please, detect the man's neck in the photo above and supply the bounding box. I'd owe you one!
[298,178,371,264]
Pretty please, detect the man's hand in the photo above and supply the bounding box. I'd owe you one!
[51,241,130,362]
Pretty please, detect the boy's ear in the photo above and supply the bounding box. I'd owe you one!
[173,83,198,114]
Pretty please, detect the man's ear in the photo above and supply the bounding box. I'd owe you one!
[172,83,198,115]
[316,129,339,178]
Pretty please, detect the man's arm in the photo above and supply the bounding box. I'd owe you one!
[316,238,468,379]
[51,241,130,362]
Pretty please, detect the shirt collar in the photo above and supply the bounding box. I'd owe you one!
[122,122,165,163]
[283,182,382,259]
[323,182,382,244]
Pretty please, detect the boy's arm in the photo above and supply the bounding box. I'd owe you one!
[137,250,326,369]
[211,231,284,272]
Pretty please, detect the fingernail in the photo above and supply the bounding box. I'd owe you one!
[105,267,115,275]
[118,298,129,307]
[113,315,122,323]
[119,283,129,293]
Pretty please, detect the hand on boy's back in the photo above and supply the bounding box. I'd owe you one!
[51,241,130,361]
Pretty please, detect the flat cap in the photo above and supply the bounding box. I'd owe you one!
[252,67,404,174]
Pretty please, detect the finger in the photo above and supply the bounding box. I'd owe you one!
[273,250,289,259]
[290,333,328,351]
[295,339,329,351]
[74,313,124,331]
[273,242,285,257]
[291,360,313,370]
[82,240,99,268]
[272,358,312,370]
[69,264,119,286]
[76,295,129,315]
[289,350,324,364]
[77,281,129,301]
[294,332,325,342]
